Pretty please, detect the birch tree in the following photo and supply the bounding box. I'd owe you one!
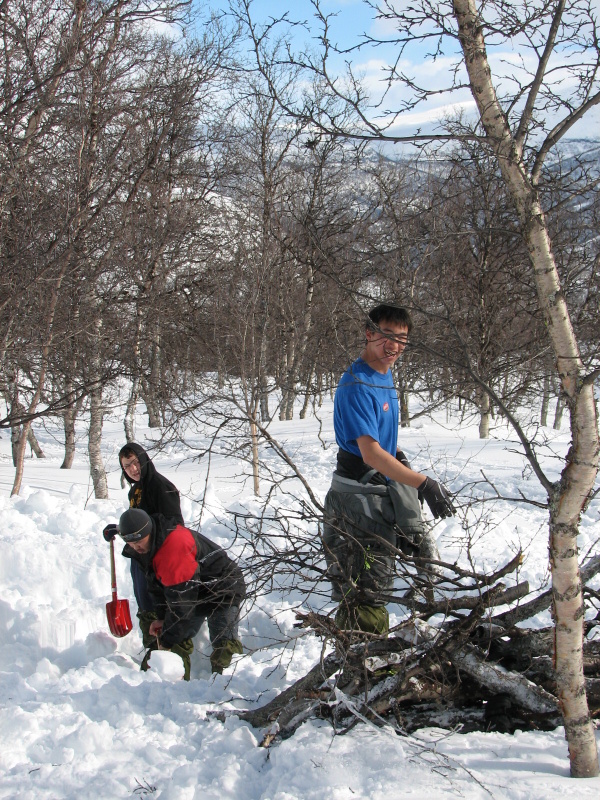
[451,1,599,776]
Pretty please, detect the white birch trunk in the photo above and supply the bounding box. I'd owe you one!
[478,389,491,439]
[61,403,78,469]
[250,417,260,497]
[540,372,550,427]
[88,384,108,499]
[453,0,599,777]
[87,316,108,499]
[124,377,140,443]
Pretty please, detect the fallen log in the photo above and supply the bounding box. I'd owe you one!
[449,643,557,714]
[297,612,560,714]
[396,620,558,715]
[234,629,559,745]
[230,552,600,744]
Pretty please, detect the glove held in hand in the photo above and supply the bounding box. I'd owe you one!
[103,523,119,542]
[418,477,456,519]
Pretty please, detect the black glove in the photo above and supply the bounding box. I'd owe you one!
[418,477,456,519]
[103,523,119,542]
[140,640,159,672]
[396,450,411,469]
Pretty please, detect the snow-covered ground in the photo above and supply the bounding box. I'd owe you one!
[0,395,599,799]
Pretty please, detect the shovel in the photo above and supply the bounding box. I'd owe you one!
[106,537,133,637]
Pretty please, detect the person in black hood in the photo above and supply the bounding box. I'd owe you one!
[103,443,184,651]
[119,443,183,525]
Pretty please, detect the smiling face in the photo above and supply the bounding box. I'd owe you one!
[362,321,409,374]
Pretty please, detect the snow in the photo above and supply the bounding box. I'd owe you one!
[0,397,599,799]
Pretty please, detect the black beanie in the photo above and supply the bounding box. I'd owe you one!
[118,508,154,542]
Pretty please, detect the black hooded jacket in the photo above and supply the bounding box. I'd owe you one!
[123,514,246,648]
[119,443,183,526]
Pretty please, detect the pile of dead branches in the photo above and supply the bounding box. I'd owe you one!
[233,552,600,745]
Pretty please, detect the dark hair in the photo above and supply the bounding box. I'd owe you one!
[367,304,412,334]
[119,447,137,460]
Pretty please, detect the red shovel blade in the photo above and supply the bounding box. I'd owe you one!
[106,596,133,637]
[106,538,133,637]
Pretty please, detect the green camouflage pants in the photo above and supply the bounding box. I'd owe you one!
[323,474,433,633]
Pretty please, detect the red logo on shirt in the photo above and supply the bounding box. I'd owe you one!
[383,402,389,412]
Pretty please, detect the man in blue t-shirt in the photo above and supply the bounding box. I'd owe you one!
[323,304,455,634]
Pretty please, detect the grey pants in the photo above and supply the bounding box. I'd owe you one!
[322,473,435,605]
[193,604,241,649]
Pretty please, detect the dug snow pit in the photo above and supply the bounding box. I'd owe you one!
[147,650,185,680]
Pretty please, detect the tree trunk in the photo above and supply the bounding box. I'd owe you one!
[6,383,45,462]
[6,375,22,468]
[259,330,271,423]
[141,383,162,428]
[399,389,410,427]
[454,0,599,777]
[11,423,30,493]
[478,389,491,439]
[541,372,550,427]
[27,426,45,458]
[86,313,108,499]
[59,374,83,469]
[299,362,315,420]
[61,402,78,469]
[10,422,20,467]
[250,417,260,496]
[88,383,108,499]
[279,334,296,421]
[124,377,140,442]
[148,320,163,423]
[554,395,565,430]
[395,365,410,427]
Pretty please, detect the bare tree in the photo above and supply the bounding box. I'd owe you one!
[0,0,234,496]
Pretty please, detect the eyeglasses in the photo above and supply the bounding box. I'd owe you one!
[383,333,408,345]
[370,328,409,345]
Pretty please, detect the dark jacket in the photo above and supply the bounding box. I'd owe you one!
[119,443,183,526]
[123,515,246,648]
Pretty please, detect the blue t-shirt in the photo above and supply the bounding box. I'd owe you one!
[333,359,399,458]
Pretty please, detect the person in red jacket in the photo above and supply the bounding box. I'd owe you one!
[117,508,245,678]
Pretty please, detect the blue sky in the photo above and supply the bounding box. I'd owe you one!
[199,1,600,142]
[207,0,377,47]
[199,0,474,137]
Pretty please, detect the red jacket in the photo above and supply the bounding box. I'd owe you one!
[124,516,245,647]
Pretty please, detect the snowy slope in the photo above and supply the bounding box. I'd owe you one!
[0,398,599,799]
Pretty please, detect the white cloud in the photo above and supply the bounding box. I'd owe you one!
[381,99,478,131]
